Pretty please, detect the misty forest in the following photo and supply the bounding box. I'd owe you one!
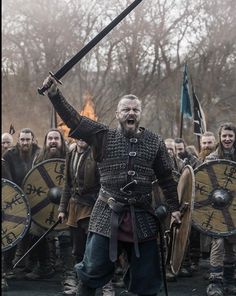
[2,0,236,146]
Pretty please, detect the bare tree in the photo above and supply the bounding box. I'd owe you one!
[2,0,236,145]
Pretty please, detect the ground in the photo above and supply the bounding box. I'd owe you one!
[2,259,209,296]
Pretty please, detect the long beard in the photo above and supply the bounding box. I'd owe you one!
[44,147,62,159]
[20,147,33,161]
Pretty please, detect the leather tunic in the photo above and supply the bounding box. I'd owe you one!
[58,145,100,226]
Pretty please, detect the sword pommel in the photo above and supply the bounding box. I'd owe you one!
[37,86,46,96]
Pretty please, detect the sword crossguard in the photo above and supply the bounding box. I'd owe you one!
[37,72,62,96]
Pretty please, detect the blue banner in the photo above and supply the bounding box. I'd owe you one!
[180,63,192,118]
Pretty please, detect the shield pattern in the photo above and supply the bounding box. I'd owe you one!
[22,158,68,231]
[192,160,236,237]
[169,165,195,275]
[2,178,31,252]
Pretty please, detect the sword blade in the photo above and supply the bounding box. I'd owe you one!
[13,218,61,269]
[38,0,143,95]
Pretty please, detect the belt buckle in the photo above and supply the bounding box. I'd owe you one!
[108,197,116,206]
[128,197,137,205]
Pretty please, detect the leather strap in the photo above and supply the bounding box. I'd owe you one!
[99,193,140,261]
[109,210,119,262]
[130,204,140,258]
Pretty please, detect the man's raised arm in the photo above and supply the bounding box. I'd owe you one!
[43,75,81,130]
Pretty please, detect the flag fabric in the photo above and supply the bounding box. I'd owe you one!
[180,63,192,118]
[9,124,15,135]
[192,87,207,135]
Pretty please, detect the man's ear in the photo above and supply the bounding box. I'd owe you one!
[115,111,119,119]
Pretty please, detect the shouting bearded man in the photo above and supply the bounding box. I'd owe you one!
[41,75,181,296]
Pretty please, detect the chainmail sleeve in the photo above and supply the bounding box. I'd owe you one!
[153,137,180,212]
[158,176,179,212]
[48,89,108,161]
[68,116,108,144]
[48,89,81,130]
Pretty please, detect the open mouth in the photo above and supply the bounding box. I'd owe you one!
[127,119,135,126]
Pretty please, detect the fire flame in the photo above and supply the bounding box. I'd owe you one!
[57,91,97,142]
[80,91,97,121]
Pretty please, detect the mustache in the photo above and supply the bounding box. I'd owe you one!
[46,146,60,151]
[21,145,31,149]
[202,147,213,151]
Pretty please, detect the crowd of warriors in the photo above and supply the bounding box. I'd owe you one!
[2,112,236,296]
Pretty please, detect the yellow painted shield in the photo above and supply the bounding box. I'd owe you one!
[193,160,236,237]
[22,158,68,231]
[2,178,31,252]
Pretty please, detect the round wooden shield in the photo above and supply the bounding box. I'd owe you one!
[170,165,195,275]
[2,178,31,252]
[192,160,236,237]
[22,158,68,231]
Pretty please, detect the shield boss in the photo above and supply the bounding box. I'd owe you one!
[193,160,236,237]
[22,158,68,231]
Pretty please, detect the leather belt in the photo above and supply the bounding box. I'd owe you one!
[100,189,169,296]
[99,190,140,262]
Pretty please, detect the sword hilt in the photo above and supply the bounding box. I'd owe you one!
[37,72,62,96]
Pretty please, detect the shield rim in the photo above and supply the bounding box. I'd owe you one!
[170,165,195,275]
[2,178,31,252]
[192,159,236,237]
[22,158,68,231]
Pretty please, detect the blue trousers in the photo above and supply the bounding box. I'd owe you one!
[75,232,162,295]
